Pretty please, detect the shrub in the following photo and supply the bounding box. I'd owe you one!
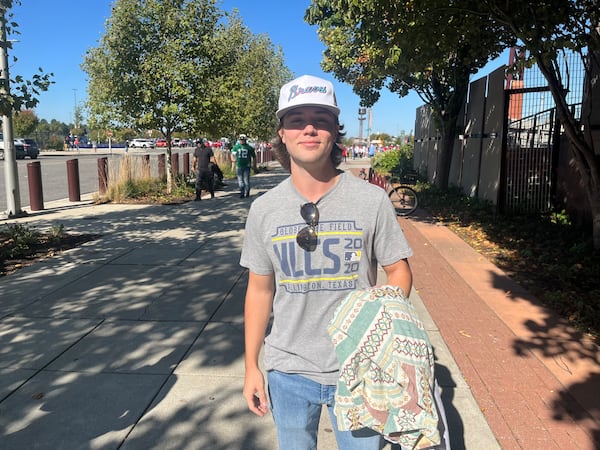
[370,145,414,177]
[1,224,40,259]
[103,155,187,202]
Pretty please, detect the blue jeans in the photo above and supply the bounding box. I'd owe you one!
[236,166,251,196]
[267,370,383,450]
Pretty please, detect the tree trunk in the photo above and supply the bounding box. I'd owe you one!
[430,73,468,191]
[433,115,458,191]
[590,195,600,249]
[166,146,173,194]
[165,131,173,194]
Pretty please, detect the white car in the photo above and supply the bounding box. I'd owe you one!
[129,138,155,148]
[0,135,27,160]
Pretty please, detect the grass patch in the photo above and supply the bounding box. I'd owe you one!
[97,155,195,204]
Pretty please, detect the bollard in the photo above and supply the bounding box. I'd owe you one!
[66,159,81,201]
[158,154,166,179]
[27,161,44,211]
[183,152,190,176]
[98,157,108,195]
[172,152,179,176]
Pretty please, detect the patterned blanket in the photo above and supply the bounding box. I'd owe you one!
[328,285,441,449]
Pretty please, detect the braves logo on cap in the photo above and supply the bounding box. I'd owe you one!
[286,84,328,102]
[276,74,340,119]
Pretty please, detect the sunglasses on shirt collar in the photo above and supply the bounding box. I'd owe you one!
[296,202,319,252]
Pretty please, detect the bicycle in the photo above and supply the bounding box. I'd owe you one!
[356,167,418,216]
[386,175,418,216]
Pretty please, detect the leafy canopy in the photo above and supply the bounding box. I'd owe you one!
[306,0,510,113]
[83,1,290,143]
[305,0,511,189]
[83,0,223,137]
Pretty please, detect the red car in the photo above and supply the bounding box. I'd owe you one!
[155,139,168,147]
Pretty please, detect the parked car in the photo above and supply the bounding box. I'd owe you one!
[155,138,168,147]
[129,138,155,149]
[0,135,27,160]
[15,138,40,159]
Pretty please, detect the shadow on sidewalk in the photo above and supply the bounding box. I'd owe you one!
[402,210,600,448]
[0,168,293,448]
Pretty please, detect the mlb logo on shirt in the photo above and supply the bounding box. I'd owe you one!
[345,251,361,262]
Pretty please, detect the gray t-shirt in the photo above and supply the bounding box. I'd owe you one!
[240,171,413,384]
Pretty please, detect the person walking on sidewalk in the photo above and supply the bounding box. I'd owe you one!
[230,134,256,198]
[240,74,414,449]
[192,139,216,200]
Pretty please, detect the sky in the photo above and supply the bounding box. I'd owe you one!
[10,0,508,140]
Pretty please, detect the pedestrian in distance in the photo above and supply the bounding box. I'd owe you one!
[192,139,217,200]
[230,133,257,198]
[240,74,414,449]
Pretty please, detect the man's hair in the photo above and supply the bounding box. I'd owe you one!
[272,120,346,173]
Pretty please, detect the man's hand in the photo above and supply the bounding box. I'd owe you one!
[243,366,268,417]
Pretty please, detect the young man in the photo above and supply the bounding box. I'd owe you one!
[191,139,216,200]
[230,134,257,198]
[240,75,413,449]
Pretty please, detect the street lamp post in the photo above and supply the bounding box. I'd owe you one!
[0,8,22,217]
[358,108,366,144]
[73,88,77,129]
[366,107,372,145]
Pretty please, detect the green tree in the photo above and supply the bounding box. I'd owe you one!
[73,103,84,131]
[370,132,393,145]
[233,33,290,142]
[305,0,511,190]
[34,118,70,149]
[83,1,289,192]
[83,0,224,192]
[12,109,38,137]
[200,11,291,141]
[476,0,600,247]
[70,109,86,140]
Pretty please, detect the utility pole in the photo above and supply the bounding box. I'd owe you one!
[0,7,22,217]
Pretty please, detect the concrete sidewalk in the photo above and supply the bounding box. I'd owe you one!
[0,161,509,449]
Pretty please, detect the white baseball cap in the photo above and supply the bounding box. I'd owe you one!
[276,74,340,120]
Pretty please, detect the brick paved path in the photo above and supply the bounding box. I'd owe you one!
[399,212,599,449]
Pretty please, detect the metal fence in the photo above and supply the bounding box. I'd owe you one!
[414,48,586,215]
[503,100,558,213]
[502,50,584,213]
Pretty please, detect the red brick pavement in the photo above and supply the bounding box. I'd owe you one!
[399,212,600,450]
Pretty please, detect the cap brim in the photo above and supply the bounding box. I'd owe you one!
[276,104,340,120]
